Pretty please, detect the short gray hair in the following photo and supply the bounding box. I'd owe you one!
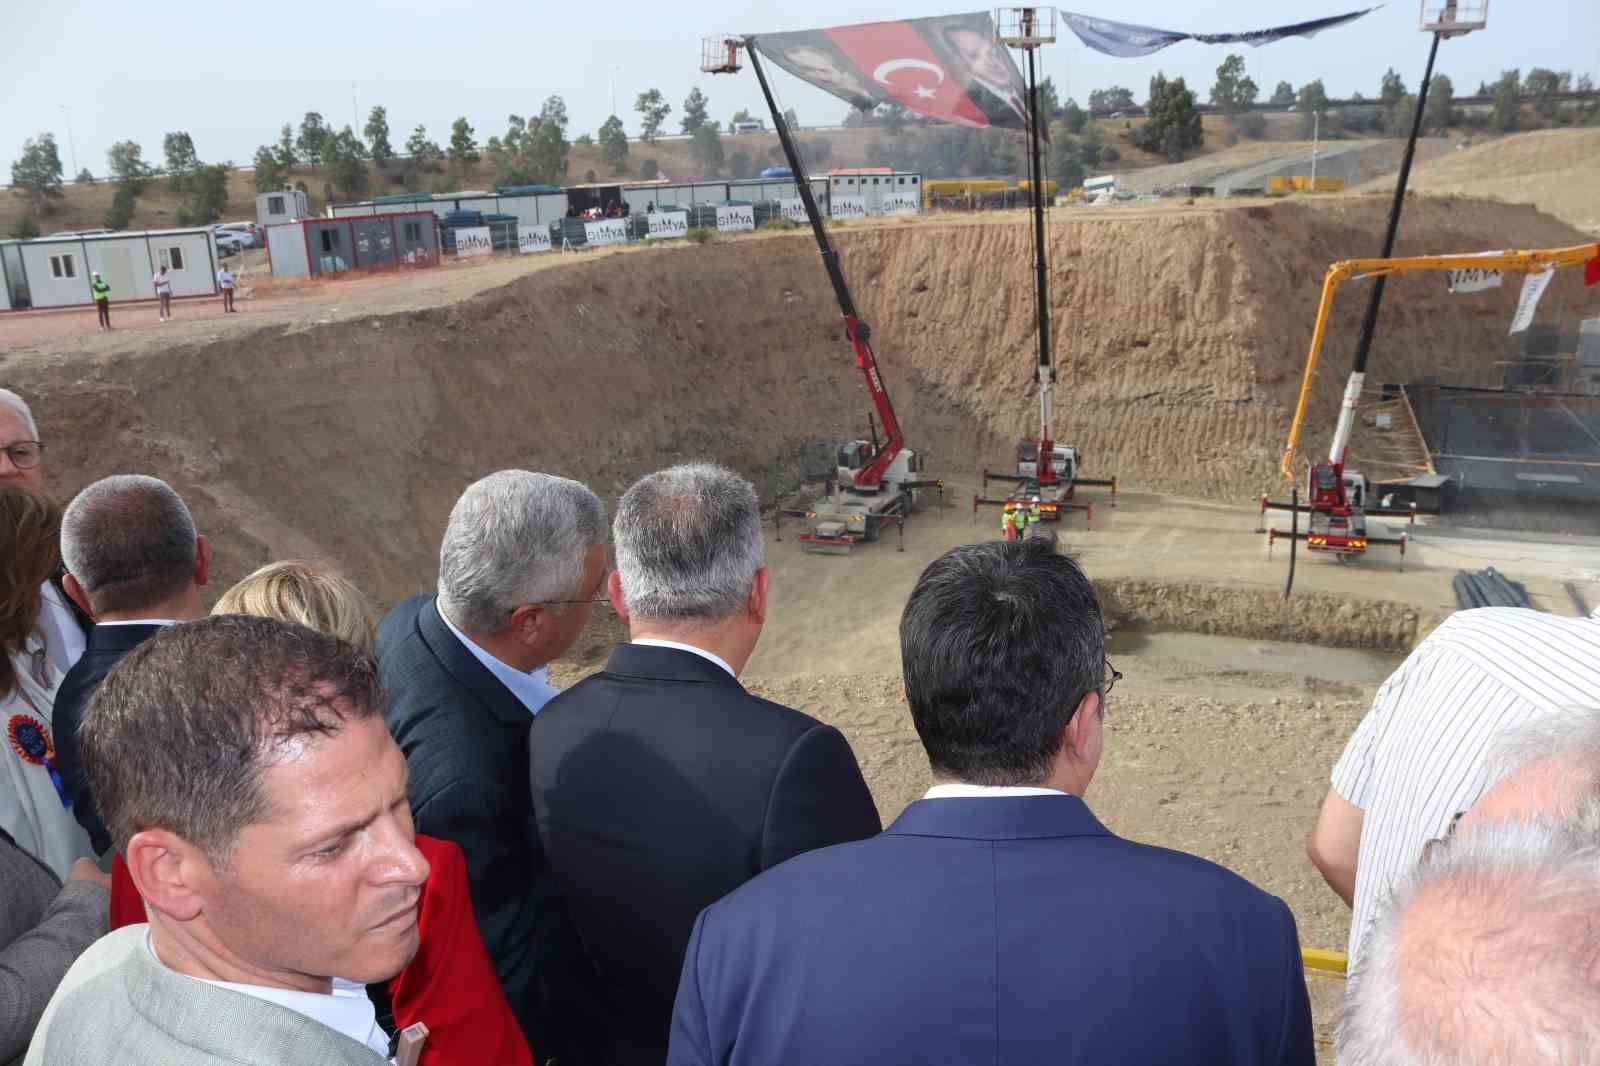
[0,389,38,438]
[61,475,198,615]
[613,463,764,622]
[1482,709,1600,815]
[1340,819,1600,1065]
[437,470,606,634]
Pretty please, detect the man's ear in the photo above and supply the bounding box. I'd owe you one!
[62,572,94,620]
[1063,690,1101,754]
[193,535,212,588]
[507,603,549,647]
[125,828,211,923]
[748,567,769,627]
[608,570,630,625]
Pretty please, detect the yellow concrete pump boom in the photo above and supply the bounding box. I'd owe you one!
[1280,242,1600,483]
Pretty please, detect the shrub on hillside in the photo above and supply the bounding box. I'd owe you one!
[11,213,40,240]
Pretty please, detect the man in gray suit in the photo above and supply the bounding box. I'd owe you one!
[30,615,431,1066]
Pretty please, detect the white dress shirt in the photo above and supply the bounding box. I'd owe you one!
[923,784,1065,800]
[631,638,736,678]
[148,933,389,1057]
[437,606,559,716]
[35,580,85,677]
[96,618,180,627]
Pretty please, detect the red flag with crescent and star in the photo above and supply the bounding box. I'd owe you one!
[752,13,1032,131]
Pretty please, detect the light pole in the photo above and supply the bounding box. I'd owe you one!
[610,67,621,118]
[1310,110,1319,187]
[59,105,78,179]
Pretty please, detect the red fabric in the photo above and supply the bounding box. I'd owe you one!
[108,834,531,1066]
[1584,253,1600,287]
[825,22,992,128]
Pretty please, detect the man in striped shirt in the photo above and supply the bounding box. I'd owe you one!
[1305,605,1600,967]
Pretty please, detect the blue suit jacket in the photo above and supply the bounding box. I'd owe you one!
[670,794,1315,1066]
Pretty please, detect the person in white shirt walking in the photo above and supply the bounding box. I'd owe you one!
[152,266,172,322]
[215,265,236,313]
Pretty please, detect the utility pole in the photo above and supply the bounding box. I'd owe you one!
[1311,110,1319,187]
[59,105,78,179]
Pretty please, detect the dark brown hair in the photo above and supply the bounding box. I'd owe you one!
[81,614,383,861]
[0,485,64,701]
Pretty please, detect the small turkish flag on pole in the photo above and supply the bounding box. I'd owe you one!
[1584,252,1600,287]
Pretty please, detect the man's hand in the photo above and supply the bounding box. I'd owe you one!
[67,857,112,890]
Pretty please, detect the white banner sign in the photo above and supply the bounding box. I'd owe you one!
[830,195,867,221]
[1446,266,1503,294]
[646,211,689,240]
[516,225,552,254]
[453,226,493,258]
[880,193,920,216]
[778,198,809,224]
[585,218,629,246]
[716,205,755,232]
[1509,267,1555,334]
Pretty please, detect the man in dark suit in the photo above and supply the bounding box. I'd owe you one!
[668,537,1316,1066]
[377,470,607,1058]
[531,463,881,1066]
[54,475,211,856]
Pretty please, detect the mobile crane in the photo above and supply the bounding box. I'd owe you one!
[1266,241,1599,560]
[703,36,942,554]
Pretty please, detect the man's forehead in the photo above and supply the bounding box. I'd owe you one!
[0,409,31,441]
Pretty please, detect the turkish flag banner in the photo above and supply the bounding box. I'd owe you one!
[752,13,1032,131]
[1585,253,1600,287]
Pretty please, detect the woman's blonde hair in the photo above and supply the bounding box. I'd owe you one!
[212,560,374,651]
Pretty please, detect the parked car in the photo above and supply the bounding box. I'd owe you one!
[214,232,244,256]
[219,221,262,244]
[213,223,256,249]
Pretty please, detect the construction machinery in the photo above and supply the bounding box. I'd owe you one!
[973,8,1116,531]
[1266,242,1600,561]
[702,36,942,554]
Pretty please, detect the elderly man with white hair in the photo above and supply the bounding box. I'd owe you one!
[376,469,607,1058]
[1338,819,1600,1065]
[0,389,87,675]
[529,462,881,1066]
[1457,709,1600,835]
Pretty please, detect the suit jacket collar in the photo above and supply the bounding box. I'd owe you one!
[886,794,1113,842]
[415,596,531,727]
[603,641,744,689]
[85,622,168,655]
[120,927,387,1063]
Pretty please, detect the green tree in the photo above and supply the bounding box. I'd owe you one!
[1087,87,1135,113]
[1061,98,1088,134]
[1423,73,1455,133]
[106,140,153,192]
[639,157,659,180]
[1490,69,1521,131]
[1270,81,1296,107]
[1524,68,1570,118]
[691,124,724,173]
[12,213,41,240]
[252,145,287,192]
[1036,76,1061,119]
[729,109,753,125]
[728,149,753,178]
[1132,73,1202,161]
[1051,136,1085,189]
[574,133,594,146]
[1384,94,1418,136]
[681,87,710,134]
[103,185,138,230]
[1297,79,1330,137]
[1209,54,1258,115]
[365,106,393,164]
[297,112,331,166]
[1079,122,1105,167]
[176,163,231,225]
[405,124,442,162]
[162,131,199,192]
[75,167,93,183]
[1379,68,1407,108]
[598,115,629,174]
[448,117,479,164]
[327,129,371,200]
[635,88,671,143]
[500,96,571,186]
[275,123,298,168]
[11,134,65,214]
[881,103,909,133]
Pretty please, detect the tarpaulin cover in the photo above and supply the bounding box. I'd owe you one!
[1060,7,1377,58]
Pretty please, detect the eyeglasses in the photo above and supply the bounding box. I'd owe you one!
[1,441,43,471]
[1103,657,1122,695]
[533,569,613,610]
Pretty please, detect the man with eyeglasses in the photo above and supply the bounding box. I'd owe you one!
[376,470,607,1062]
[0,390,88,675]
[667,536,1313,1066]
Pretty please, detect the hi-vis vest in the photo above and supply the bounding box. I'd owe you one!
[91,279,110,300]
[1001,510,1015,532]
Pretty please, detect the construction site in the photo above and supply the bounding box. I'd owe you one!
[4,8,1600,1053]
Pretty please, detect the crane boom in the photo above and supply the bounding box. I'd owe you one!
[745,39,905,489]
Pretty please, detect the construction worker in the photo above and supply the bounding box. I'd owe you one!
[1001,507,1017,542]
[1013,503,1030,540]
[90,272,112,331]
[1030,496,1043,526]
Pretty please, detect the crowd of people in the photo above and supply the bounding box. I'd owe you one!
[2,380,1598,1065]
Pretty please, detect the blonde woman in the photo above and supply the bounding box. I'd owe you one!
[211,561,375,650]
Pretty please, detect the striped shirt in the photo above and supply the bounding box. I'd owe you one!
[1332,606,1600,966]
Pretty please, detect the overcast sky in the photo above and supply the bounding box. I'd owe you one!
[4,1,1596,179]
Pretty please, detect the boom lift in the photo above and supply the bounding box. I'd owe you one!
[972,9,1116,530]
[1265,241,1599,560]
[703,36,942,554]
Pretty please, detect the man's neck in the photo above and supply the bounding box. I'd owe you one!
[96,591,203,625]
[150,917,330,995]
[441,606,545,674]
[629,620,753,677]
